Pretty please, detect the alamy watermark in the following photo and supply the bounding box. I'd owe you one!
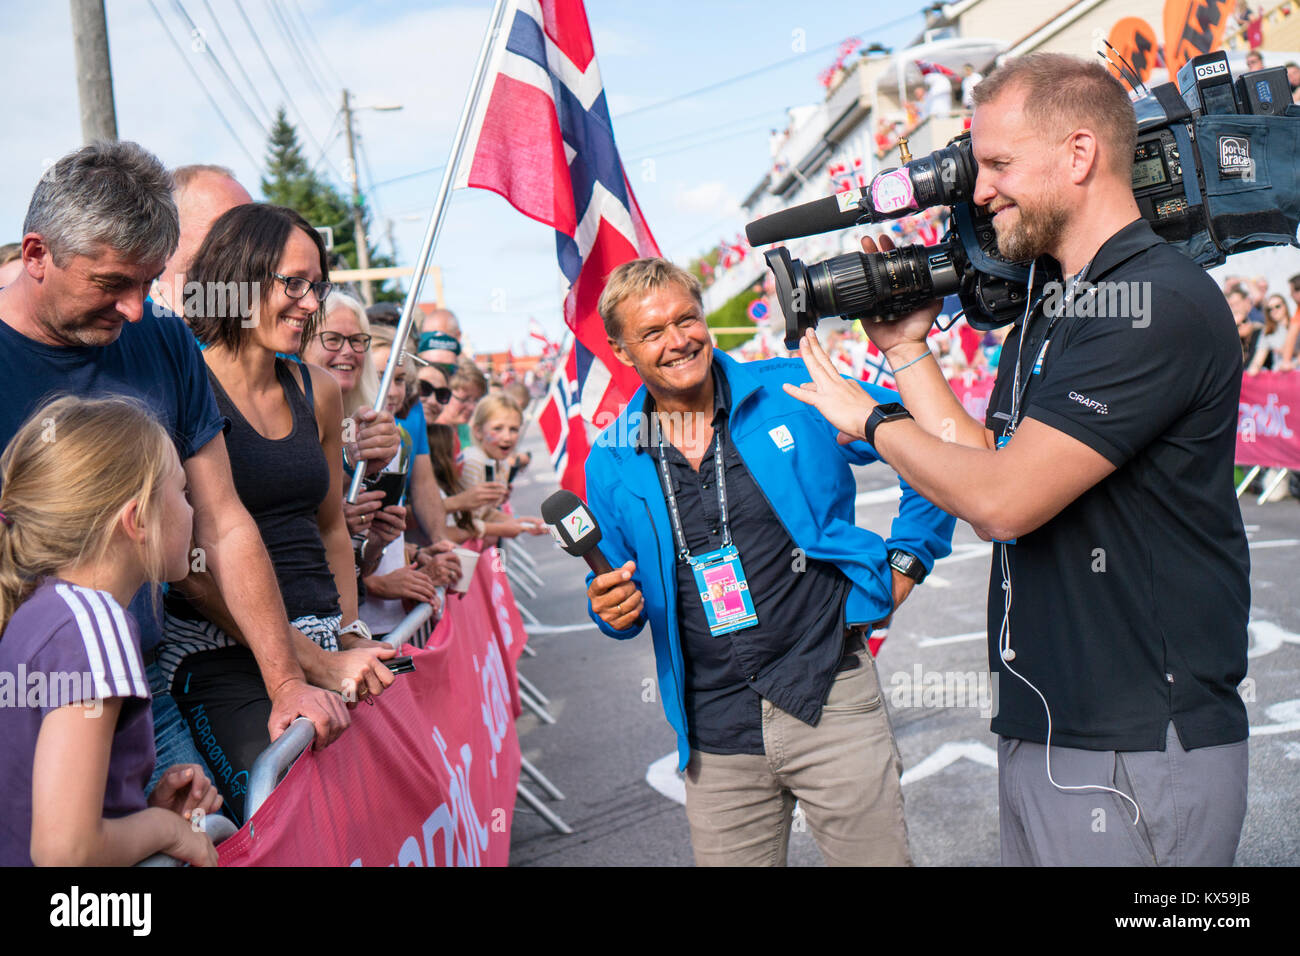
[1041,278,1151,328]
[888,665,999,718]
[151,280,261,326]
[0,667,104,717]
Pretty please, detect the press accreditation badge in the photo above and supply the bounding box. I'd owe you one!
[692,544,758,637]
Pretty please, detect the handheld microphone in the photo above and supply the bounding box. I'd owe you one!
[540,490,614,575]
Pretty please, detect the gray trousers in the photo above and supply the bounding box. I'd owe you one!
[998,722,1247,866]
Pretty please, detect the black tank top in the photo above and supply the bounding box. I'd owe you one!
[172,358,340,620]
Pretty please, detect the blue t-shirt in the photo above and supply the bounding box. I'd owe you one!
[400,403,429,457]
[0,303,226,651]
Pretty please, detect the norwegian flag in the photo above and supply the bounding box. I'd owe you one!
[860,340,897,391]
[827,157,867,193]
[454,0,660,493]
[915,59,957,77]
[536,334,594,495]
[527,317,557,354]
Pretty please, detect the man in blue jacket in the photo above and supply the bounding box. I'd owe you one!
[584,258,955,866]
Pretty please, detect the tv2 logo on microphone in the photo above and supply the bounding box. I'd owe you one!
[562,506,595,543]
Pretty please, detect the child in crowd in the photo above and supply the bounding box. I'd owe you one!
[0,396,222,866]
[459,395,547,540]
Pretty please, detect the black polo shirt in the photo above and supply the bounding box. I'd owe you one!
[640,364,851,755]
[984,219,1249,752]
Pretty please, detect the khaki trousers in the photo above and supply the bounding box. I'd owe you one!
[682,647,911,866]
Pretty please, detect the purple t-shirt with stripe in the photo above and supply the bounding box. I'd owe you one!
[0,579,154,866]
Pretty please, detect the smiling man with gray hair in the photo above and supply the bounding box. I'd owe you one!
[0,142,355,801]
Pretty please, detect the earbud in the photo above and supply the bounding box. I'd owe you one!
[1001,647,1016,662]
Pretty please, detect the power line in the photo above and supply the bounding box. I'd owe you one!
[169,0,268,138]
[627,119,777,163]
[229,0,342,187]
[198,0,273,125]
[622,105,787,155]
[264,0,335,117]
[370,163,447,191]
[288,0,346,91]
[146,0,261,170]
[615,11,923,120]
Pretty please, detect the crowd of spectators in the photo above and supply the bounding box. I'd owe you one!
[0,141,548,864]
[1222,272,1300,374]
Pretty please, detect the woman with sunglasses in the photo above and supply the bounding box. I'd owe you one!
[1247,293,1292,375]
[158,204,397,821]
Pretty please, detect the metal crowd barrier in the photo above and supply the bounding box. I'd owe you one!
[136,809,240,867]
[141,566,574,862]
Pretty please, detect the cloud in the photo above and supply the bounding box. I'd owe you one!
[672,180,740,217]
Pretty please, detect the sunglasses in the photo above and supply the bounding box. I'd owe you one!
[316,331,372,352]
[418,381,453,404]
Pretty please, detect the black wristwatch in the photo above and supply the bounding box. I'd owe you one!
[888,548,928,584]
[865,402,913,447]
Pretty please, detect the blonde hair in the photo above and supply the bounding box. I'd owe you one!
[369,325,418,414]
[0,396,174,635]
[598,257,703,341]
[323,291,380,418]
[471,394,523,436]
[449,358,488,400]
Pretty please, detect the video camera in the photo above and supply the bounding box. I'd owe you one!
[747,51,1300,346]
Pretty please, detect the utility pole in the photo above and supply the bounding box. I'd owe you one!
[70,0,118,143]
[341,89,373,305]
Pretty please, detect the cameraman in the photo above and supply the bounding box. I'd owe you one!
[787,53,1249,866]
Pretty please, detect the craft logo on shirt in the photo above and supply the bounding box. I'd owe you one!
[768,424,795,451]
[1069,390,1109,415]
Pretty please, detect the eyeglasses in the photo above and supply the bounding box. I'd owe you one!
[272,273,333,303]
[418,381,453,404]
[316,331,372,352]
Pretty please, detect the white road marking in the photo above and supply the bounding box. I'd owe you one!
[855,487,902,507]
[917,630,985,648]
[646,738,1003,806]
[1248,539,1300,549]
[925,574,951,589]
[1251,699,1300,737]
[900,741,998,785]
[645,752,686,805]
[935,542,994,565]
[1247,620,1300,659]
[525,622,600,635]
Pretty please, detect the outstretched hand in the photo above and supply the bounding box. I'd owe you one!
[782,329,879,444]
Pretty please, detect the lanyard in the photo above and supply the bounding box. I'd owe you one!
[1007,258,1093,434]
[655,421,731,563]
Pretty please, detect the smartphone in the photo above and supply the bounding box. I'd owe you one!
[366,471,405,510]
[384,655,415,674]
[507,461,521,484]
[483,461,496,483]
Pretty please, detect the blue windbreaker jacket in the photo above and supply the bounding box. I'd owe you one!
[583,351,956,770]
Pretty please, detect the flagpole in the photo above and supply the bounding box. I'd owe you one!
[348,0,511,503]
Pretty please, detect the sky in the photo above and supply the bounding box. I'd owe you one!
[0,0,937,353]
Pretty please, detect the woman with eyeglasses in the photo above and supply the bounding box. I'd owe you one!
[157,204,398,822]
[1247,293,1292,376]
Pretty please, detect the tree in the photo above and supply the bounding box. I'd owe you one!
[706,281,763,352]
[260,107,399,301]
